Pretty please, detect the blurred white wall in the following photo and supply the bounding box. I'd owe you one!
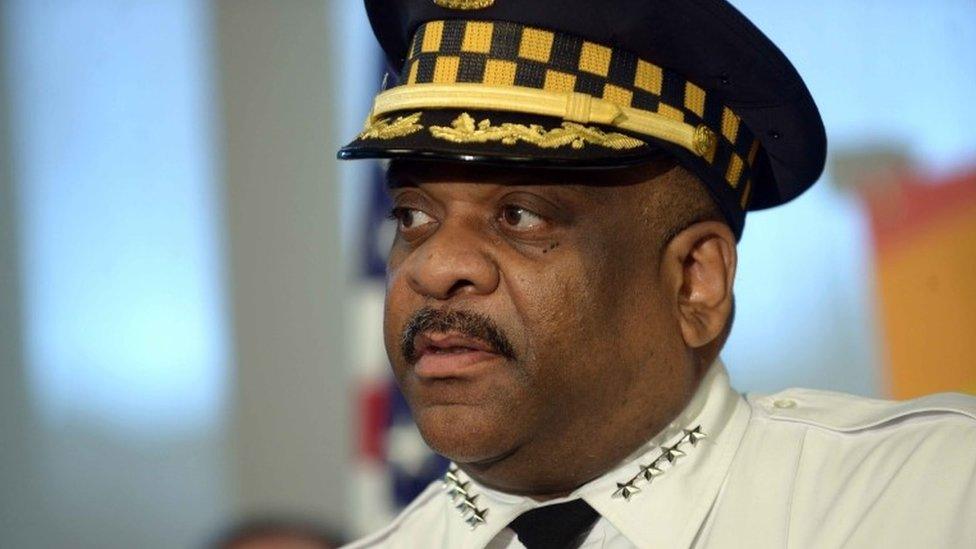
[1,1,349,547]
[215,0,350,527]
[0,13,39,546]
[2,1,230,547]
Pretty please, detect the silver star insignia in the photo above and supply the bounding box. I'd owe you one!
[612,481,641,500]
[662,446,685,463]
[685,426,707,446]
[446,480,470,499]
[455,495,479,512]
[611,424,707,501]
[464,507,488,529]
[639,463,663,481]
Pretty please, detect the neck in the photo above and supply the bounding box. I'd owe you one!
[459,362,710,499]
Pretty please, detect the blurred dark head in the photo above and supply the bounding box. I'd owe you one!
[211,518,343,549]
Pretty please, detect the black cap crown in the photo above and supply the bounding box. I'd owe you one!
[338,0,827,238]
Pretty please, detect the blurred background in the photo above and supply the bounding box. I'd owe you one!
[0,1,974,547]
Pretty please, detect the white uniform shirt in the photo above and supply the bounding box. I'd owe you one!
[347,361,976,548]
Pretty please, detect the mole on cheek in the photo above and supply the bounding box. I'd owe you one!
[542,241,560,254]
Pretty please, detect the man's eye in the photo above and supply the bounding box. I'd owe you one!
[389,207,436,231]
[499,205,545,232]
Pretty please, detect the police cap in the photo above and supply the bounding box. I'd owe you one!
[337,0,827,237]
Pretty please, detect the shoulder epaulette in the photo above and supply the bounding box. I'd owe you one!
[748,389,976,433]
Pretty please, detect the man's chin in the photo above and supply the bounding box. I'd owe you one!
[413,404,521,464]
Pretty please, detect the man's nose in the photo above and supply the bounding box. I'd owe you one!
[403,219,500,301]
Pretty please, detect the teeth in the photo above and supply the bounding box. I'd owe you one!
[434,346,474,354]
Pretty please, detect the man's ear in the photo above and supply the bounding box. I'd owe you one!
[660,221,737,349]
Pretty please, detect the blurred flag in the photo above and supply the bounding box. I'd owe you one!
[863,168,976,398]
[360,163,395,279]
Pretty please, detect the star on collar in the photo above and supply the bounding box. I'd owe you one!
[611,424,707,501]
[455,495,479,512]
[662,445,686,463]
[445,480,470,499]
[443,466,491,530]
[464,507,488,529]
[639,463,664,481]
[685,426,707,446]
[445,469,461,483]
[612,480,641,500]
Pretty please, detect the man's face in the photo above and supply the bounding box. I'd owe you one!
[383,160,691,482]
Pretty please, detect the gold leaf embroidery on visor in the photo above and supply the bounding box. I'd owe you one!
[359,112,424,140]
[428,113,645,150]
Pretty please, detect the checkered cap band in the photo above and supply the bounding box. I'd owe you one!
[398,20,761,208]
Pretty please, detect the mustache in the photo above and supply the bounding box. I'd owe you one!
[401,306,517,364]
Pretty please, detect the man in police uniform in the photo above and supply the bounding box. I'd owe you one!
[337,1,976,547]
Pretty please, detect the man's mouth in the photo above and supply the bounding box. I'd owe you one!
[412,332,505,379]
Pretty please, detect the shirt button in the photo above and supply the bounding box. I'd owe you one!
[773,398,797,409]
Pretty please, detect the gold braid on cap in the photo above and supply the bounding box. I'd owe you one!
[362,20,763,208]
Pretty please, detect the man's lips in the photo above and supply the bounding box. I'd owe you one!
[412,332,504,379]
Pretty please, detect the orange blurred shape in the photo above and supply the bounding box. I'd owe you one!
[864,167,976,398]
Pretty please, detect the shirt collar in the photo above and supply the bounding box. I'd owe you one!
[438,359,751,549]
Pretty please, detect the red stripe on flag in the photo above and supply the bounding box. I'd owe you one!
[358,380,392,462]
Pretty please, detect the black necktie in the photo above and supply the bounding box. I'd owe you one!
[507,499,600,549]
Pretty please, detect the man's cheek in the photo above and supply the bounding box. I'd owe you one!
[385,256,409,295]
[382,302,409,378]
